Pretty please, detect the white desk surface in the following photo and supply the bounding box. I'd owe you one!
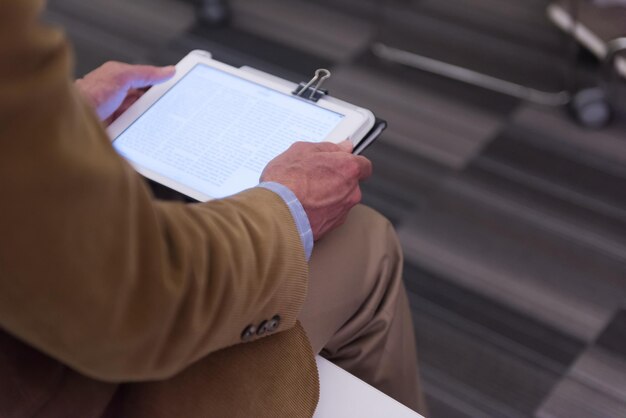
[313,356,424,418]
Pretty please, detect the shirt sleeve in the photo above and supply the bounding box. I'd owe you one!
[258,182,314,261]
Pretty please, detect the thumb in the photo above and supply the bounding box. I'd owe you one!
[337,139,354,153]
[124,65,176,89]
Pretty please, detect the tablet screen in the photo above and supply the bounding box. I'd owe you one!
[113,64,344,199]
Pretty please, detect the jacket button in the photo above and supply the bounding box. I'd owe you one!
[241,325,256,341]
[267,315,281,332]
[256,320,269,336]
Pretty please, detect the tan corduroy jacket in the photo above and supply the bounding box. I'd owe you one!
[0,1,319,416]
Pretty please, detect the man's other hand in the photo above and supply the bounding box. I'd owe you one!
[261,141,372,241]
[75,62,175,125]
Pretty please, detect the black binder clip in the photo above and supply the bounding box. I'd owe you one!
[292,69,331,102]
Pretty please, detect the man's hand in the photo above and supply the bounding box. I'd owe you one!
[261,141,372,241]
[75,62,175,125]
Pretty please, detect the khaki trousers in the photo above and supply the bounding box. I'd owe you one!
[301,205,426,414]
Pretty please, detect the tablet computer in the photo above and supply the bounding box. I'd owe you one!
[107,50,376,202]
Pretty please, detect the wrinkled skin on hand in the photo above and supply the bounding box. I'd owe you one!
[262,141,372,241]
[75,61,175,125]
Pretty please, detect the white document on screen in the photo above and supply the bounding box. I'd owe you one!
[113,65,343,199]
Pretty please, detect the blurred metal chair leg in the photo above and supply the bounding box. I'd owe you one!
[372,0,626,128]
[371,0,577,107]
[569,37,626,128]
[371,42,571,106]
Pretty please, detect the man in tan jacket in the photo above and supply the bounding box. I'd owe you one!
[0,0,425,416]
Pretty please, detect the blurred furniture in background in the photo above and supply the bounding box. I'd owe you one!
[548,0,626,78]
[371,0,625,128]
[194,0,230,24]
[548,0,626,127]
[370,0,574,104]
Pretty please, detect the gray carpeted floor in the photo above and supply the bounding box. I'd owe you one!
[45,0,626,416]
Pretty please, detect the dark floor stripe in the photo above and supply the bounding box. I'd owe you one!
[404,261,586,370]
[595,309,626,359]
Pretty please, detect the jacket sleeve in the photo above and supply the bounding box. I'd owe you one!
[0,0,309,382]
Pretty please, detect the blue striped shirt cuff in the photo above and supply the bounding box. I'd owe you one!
[257,182,313,261]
